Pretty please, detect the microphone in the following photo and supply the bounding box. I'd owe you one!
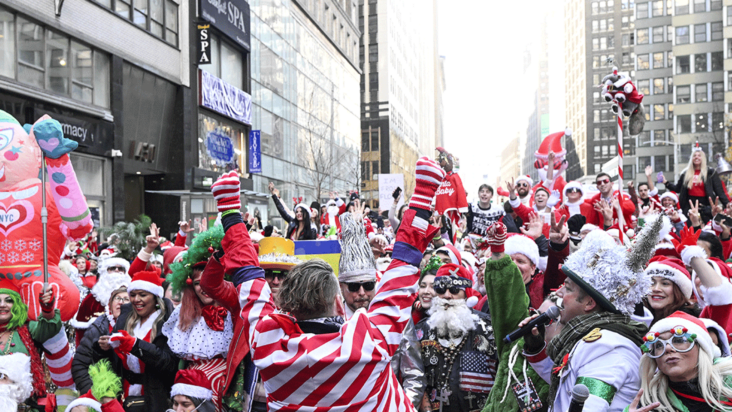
[567,383,589,412]
[503,305,560,343]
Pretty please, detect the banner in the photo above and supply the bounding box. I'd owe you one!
[200,70,252,125]
[249,130,262,173]
[200,0,251,51]
[378,174,405,212]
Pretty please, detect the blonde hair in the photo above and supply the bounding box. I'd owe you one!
[123,295,167,339]
[640,347,732,411]
[683,150,708,190]
[276,259,339,320]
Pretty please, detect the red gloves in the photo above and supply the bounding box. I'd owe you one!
[39,289,55,314]
[211,171,241,212]
[676,226,706,266]
[110,330,137,354]
[409,157,446,211]
[486,222,508,254]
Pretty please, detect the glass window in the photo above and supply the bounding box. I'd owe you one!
[729,7,732,26]
[70,41,92,103]
[638,79,651,95]
[637,54,649,70]
[677,85,691,103]
[637,28,649,44]
[221,41,243,90]
[677,55,690,73]
[729,39,732,59]
[600,0,607,13]
[0,7,15,79]
[653,52,664,68]
[594,109,600,122]
[695,83,707,102]
[695,113,708,132]
[133,0,148,30]
[711,22,722,40]
[654,104,665,120]
[712,82,723,101]
[711,0,721,10]
[676,0,689,14]
[370,131,379,150]
[694,23,706,43]
[592,1,599,14]
[667,50,673,68]
[695,53,707,72]
[668,103,674,119]
[622,34,630,46]
[678,115,691,133]
[46,30,69,95]
[711,51,723,70]
[149,0,164,38]
[653,78,664,94]
[608,18,614,30]
[667,77,673,91]
[593,20,599,32]
[712,112,724,131]
[165,0,178,45]
[668,25,673,42]
[652,0,663,15]
[593,38,599,50]
[676,26,689,44]
[93,51,109,108]
[637,2,648,18]
[652,26,664,42]
[17,17,45,89]
[600,37,607,49]
[729,72,732,91]
[694,0,705,12]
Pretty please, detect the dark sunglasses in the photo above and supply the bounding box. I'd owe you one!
[516,182,529,188]
[346,282,376,292]
[107,266,126,272]
[596,178,610,186]
[264,270,288,280]
[434,285,463,295]
[567,187,582,194]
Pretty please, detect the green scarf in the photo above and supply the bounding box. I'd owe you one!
[545,311,648,407]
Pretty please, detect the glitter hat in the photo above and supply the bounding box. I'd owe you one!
[338,212,377,283]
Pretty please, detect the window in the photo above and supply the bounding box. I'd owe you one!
[608,35,614,48]
[201,34,244,90]
[3,12,110,107]
[676,0,689,14]
[600,19,607,31]
[695,113,708,132]
[676,26,689,44]
[678,115,692,133]
[667,77,673,91]
[638,79,650,95]
[637,54,650,70]
[729,7,732,26]
[637,2,648,18]
[593,56,600,68]
[712,82,724,101]
[668,104,674,119]
[599,0,607,13]
[622,16,630,28]
[667,25,673,42]
[360,162,368,181]
[652,26,664,42]
[653,78,664,94]
[677,85,691,103]
[637,28,649,44]
[695,53,707,72]
[694,0,705,12]
[592,1,599,14]
[593,38,599,50]
[370,131,379,150]
[694,24,706,43]
[371,161,379,179]
[608,18,614,30]
[593,20,599,32]
[667,51,673,68]
[729,39,732,60]
[594,109,600,122]
[600,37,607,49]
[594,128,601,141]
[677,55,690,73]
[711,22,723,40]
[93,0,177,45]
[622,33,630,46]
[711,0,721,10]
[695,83,708,102]
[652,0,663,15]
[653,52,664,68]
[712,112,724,131]
[594,164,601,174]
[654,104,665,120]
[622,52,631,65]
[711,51,723,70]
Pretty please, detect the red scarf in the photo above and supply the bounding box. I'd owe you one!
[15,325,46,398]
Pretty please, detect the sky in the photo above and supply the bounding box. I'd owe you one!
[437,0,564,202]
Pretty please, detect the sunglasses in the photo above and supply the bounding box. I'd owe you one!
[264,270,288,281]
[433,285,463,295]
[346,282,376,292]
[107,266,126,273]
[641,327,696,359]
[516,182,529,188]
[567,187,582,194]
[596,178,611,186]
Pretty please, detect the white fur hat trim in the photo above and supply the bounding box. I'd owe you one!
[170,383,213,400]
[504,234,539,267]
[66,398,102,412]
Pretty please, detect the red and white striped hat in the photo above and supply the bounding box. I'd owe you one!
[170,369,213,401]
[128,268,164,298]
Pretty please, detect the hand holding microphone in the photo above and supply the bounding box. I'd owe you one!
[506,306,560,349]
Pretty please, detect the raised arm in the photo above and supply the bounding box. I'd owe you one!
[269,182,294,223]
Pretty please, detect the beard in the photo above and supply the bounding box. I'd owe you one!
[0,382,27,405]
[426,297,478,338]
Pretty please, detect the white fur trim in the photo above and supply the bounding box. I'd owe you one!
[631,306,654,328]
[504,235,539,268]
[99,257,130,274]
[128,280,164,297]
[466,296,479,308]
[137,248,152,262]
[645,261,693,298]
[659,192,678,205]
[66,398,102,412]
[562,181,584,200]
[651,316,715,358]
[69,317,98,330]
[700,281,732,306]
[680,245,707,266]
[170,383,213,400]
[515,175,533,187]
[0,353,32,401]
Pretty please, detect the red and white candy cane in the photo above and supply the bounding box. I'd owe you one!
[616,100,624,243]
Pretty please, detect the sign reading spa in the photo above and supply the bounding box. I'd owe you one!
[200,0,251,51]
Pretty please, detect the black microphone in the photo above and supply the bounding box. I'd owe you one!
[503,305,560,343]
[567,383,589,412]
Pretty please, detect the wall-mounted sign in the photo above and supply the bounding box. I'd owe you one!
[32,108,113,157]
[200,0,251,51]
[200,70,251,125]
[205,130,235,167]
[198,23,211,65]
[129,141,157,163]
[249,130,261,173]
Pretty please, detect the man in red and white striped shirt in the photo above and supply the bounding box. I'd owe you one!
[208,158,445,411]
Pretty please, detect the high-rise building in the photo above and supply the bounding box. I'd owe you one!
[564,0,637,182]
[501,134,522,186]
[359,0,438,210]
[435,55,446,150]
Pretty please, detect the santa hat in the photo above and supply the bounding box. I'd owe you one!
[534,129,570,161]
[503,234,539,268]
[515,175,533,187]
[652,243,682,260]
[435,245,462,266]
[644,257,693,298]
[563,181,584,199]
[99,257,130,275]
[0,353,32,402]
[659,191,678,205]
[649,311,716,358]
[294,203,311,220]
[128,268,164,297]
[170,369,213,401]
[701,318,731,357]
[163,246,187,275]
[435,263,480,308]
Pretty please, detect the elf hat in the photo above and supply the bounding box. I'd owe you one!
[649,311,716,358]
[128,268,164,298]
[504,234,539,267]
[435,263,480,308]
[644,257,693,298]
[170,369,213,401]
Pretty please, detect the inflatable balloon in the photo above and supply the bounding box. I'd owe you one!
[0,110,92,321]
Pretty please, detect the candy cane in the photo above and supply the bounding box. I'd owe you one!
[617,101,624,243]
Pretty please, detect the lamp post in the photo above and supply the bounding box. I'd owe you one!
[637,139,680,183]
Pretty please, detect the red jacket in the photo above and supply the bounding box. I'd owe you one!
[583,191,635,227]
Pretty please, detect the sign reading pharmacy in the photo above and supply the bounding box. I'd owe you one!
[200,0,251,51]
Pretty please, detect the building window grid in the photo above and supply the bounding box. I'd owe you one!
[91,0,178,46]
[694,23,706,43]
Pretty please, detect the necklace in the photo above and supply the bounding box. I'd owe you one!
[434,334,467,391]
[0,330,15,354]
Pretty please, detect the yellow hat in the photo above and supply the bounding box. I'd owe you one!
[258,237,302,271]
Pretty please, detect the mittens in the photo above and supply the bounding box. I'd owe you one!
[211,171,241,212]
[486,222,508,254]
[110,331,137,354]
[409,157,446,211]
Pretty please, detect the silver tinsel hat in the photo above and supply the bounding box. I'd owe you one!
[561,216,666,315]
[338,212,377,283]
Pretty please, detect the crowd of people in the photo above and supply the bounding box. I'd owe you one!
[4,146,732,412]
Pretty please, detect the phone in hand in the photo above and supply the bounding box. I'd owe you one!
[392,187,402,200]
[657,172,664,184]
[713,213,732,227]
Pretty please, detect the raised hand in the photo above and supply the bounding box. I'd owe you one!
[486,221,508,254]
[594,199,613,224]
[645,165,653,177]
[269,182,280,198]
[709,196,723,216]
[521,213,544,240]
[211,171,241,212]
[628,389,660,412]
[506,178,516,199]
[32,118,78,159]
[688,199,702,227]
[628,180,635,189]
[549,213,568,244]
[676,226,702,259]
[408,157,446,211]
[179,220,194,234]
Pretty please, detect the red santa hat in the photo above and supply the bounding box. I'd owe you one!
[503,234,539,268]
[435,263,481,308]
[128,268,164,298]
[170,369,213,401]
[515,175,534,187]
[66,390,103,412]
[0,278,20,295]
[163,246,187,275]
[652,242,682,260]
[644,257,693,298]
[435,245,462,266]
[659,191,678,205]
[648,311,716,358]
[534,129,570,160]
